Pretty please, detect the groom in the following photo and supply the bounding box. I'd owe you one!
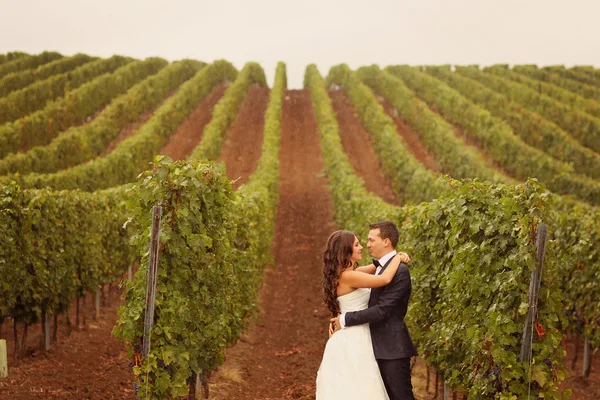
[330,220,418,400]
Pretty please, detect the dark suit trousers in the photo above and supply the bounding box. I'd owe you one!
[377,358,414,400]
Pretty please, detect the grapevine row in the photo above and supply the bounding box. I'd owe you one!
[0,57,164,158]
[424,66,600,180]
[571,66,600,84]
[386,64,600,349]
[388,66,600,206]
[0,182,134,330]
[325,64,449,205]
[2,60,239,191]
[513,65,600,103]
[0,60,203,176]
[188,62,267,161]
[544,65,600,87]
[495,65,600,119]
[0,55,135,124]
[357,65,509,184]
[0,51,62,79]
[306,64,565,398]
[0,53,96,97]
[113,63,286,398]
[0,52,27,66]
[457,65,600,154]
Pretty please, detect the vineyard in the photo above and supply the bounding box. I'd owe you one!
[0,51,599,399]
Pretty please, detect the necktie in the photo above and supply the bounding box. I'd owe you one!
[373,259,381,268]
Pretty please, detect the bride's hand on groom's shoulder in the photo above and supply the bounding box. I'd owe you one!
[396,252,410,264]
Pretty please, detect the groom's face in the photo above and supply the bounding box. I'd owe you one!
[367,228,387,259]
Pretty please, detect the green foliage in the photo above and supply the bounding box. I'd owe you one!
[513,65,600,103]
[114,61,286,399]
[113,63,285,397]
[4,60,238,191]
[0,53,97,97]
[357,65,509,184]
[403,179,567,398]
[325,64,449,205]
[426,66,600,180]
[304,64,402,241]
[0,52,28,66]
[388,65,600,206]
[0,60,204,176]
[552,197,600,348]
[494,66,600,119]
[0,51,63,79]
[0,55,152,158]
[114,158,240,398]
[0,181,134,325]
[0,55,137,125]
[307,64,567,398]
[387,65,600,359]
[569,66,600,85]
[188,62,267,161]
[458,65,600,155]
[544,65,600,87]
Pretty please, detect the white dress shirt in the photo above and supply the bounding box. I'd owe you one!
[339,250,397,329]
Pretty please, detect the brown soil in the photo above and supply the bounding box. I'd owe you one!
[101,90,177,156]
[328,90,400,205]
[559,336,600,399]
[377,96,441,173]
[0,286,136,399]
[206,89,336,400]
[217,85,270,189]
[159,84,227,161]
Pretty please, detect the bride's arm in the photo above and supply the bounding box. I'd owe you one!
[355,264,376,274]
[339,255,402,288]
[353,252,410,275]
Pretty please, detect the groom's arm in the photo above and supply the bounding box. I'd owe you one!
[344,264,410,327]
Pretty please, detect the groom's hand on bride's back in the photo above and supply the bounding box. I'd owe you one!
[329,315,341,337]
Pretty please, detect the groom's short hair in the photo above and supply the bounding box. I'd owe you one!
[369,221,399,248]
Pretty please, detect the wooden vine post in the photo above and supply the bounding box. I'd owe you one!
[95,288,101,320]
[44,313,51,351]
[520,223,548,363]
[582,336,592,377]
[0,339,7,378]
[142,206,162,358]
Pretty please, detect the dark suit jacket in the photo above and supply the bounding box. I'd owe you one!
[344,259,418,360]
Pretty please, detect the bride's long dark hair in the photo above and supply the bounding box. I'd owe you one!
[322,230,356,316]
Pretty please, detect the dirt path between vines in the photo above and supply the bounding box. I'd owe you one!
[0,286,137,399]
[208,89,336,400]
[217,85,270,189]
[100,90,177,156]
[415,100,513,177]
[376,96,441,173]
[328,89,400,205]
[160,84,226,161]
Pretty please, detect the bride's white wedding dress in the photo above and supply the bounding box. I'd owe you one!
[315,288,389,399]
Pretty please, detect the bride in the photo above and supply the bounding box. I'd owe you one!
[315,230,405,400]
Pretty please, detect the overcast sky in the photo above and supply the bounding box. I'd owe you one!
[1,0,599,88]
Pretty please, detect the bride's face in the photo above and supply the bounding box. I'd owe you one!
[351,236,363,263]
